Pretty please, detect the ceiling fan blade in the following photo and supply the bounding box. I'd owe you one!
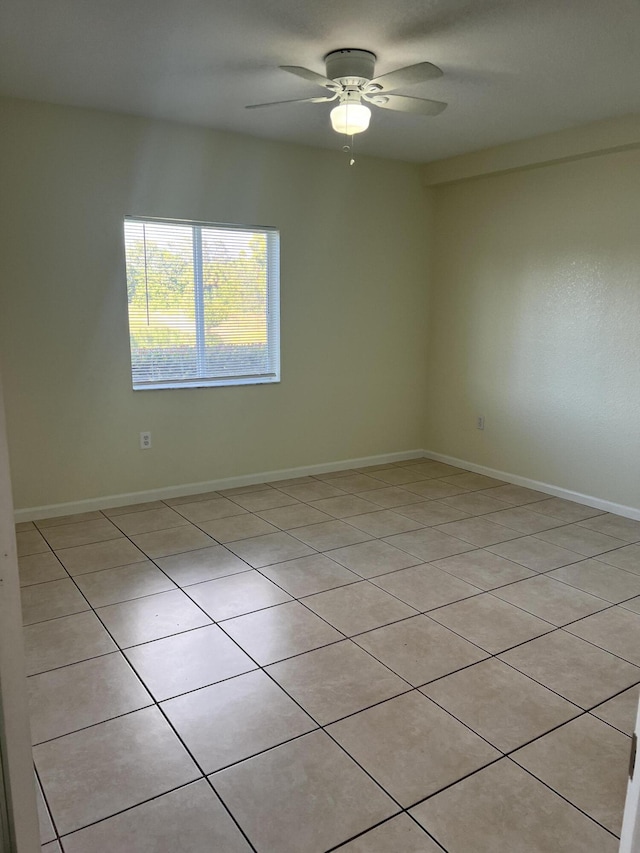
[364,93,447,116]
[367,61,443,92]
[279,65,339,90]
[246,95,337,110]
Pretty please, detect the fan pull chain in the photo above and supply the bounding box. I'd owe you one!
[348,134,356,166]
[340,135,356,165]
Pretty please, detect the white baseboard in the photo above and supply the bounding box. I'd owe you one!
[14,449,426,522]
[423,450,640,521]
[15,447,640,523]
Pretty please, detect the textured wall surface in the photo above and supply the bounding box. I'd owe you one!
[426,148,640,509]
[0,98,431,508]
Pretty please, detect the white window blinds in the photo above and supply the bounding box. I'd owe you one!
[123,217,280,390]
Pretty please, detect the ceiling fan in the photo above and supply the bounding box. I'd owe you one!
[246,48,447,136]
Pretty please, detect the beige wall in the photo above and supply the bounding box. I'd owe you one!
[426,147,640,510]
[0,98,431,510]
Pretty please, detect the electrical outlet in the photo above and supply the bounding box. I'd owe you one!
[140,431,152,449]
[476,416,485,431]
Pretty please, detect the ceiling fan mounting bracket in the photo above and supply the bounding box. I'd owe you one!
[324,49,376,86]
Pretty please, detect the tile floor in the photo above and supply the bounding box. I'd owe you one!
[16,458,640,852]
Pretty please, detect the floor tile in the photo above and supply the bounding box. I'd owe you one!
[129,525,216,558]
[591,684,640,736]
[14,520,35,531]
[41,840,61,852]
[403,461,464,479]
[357,486,425,508]
[110,506,189,535]
[595,544,640,574]
[18,552,67,587]
[260,553,360,597]
[441,492,511,516]
[34,706,199,835]
[221,601,343,664]
[491,574,608,626]
[529,498,604,524]
[433,517,521,546]
[353,615,488,686]
[40,519,122,550]
[61,779,252,853]
[308,494,380,519]
[335,813,442,852]
[55,538,146,575]
[289,520,373,551]
[370,467,428,486]
[383,528,475,562]
[21,578,89,625]
[36,511,104,528]
[326,539,422,578]
[481,505,566,534]
[276,481,348,502]
[27,652,151,744]
[512,714,629,834]
[21,472,634,853]
[393,500,469,526]
[36,775,55,844]
[442,472,506,491]
[527,497,606,522]
[172,496,248,523]
[218,482,272,496]
[199,514,279,543]
[422,658,580,752]
[211,730,397,853]
[320,473,387,493]
[267,475,316,487]
[73,561,176,607]
[499,629,640,708]
[302,581,417,635]
[164,490,222,506]
[371,564,481,611]
[125,624,256,700]
[487,535,582,571]
[186,570,292,620]
[579,513,640,543]
[430,549,535,589]
[621,596,640,614]
[24,611,117,675]
[402,479,468,500]
[155,545,251,586]
[312,469,356,479]
[16,529,50,556]
[162,670,316,772]
[344,508,425,537]
[226,531,315,567]
[410,757,617,853]
[328,691,499,807]
[478,484,549,505]
[548,558,640,603]
[97,589,211,647]
[229,489,300,511]
[429,595,553,654]
[266,640,409,724]
[534,524,625,557]
[255,503,333,530]
[102,500,165,516]
[565,606,640,665]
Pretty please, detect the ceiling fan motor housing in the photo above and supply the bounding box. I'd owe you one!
[325,49,376,85]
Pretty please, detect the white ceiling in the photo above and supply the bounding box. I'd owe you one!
[1,0,639,163]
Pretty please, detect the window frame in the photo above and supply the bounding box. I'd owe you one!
[123,215,280,391]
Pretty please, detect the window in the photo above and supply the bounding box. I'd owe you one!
[123,216,280,390]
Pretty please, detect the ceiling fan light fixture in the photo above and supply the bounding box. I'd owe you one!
[330,102,371,135]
